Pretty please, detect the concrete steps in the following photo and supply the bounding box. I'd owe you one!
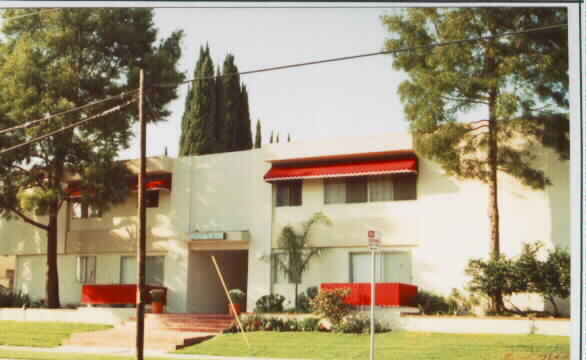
[63,328,214,352]
[63,313,235,351]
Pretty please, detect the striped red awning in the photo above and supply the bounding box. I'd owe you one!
[66,173,171,198]
[264,156,417,182]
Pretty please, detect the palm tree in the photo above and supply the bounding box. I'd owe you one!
[276,212,331,308]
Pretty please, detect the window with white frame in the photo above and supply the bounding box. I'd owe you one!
[350,252,412,284]
[71,200,102,219]
[276,180,302,207]
[120,256,165,285]
[76,256,96,284]
[324,174,416,204]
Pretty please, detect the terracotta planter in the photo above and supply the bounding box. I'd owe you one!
[152,301,164,314]
[229,303,242,317]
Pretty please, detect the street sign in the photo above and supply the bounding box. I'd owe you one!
[368,230,380,250]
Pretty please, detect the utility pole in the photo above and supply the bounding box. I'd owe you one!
[136,69,146,360]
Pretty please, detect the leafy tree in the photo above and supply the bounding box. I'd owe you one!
[0,8,184,307]
[517,242,570,316]
[383,8,568,313]
[254,119,262,148]
[179,45,216,155]
[276,212,331,308]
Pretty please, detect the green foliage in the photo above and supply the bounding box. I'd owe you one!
[179,48,253,155]
[382,8,569,270]
[332,313,388,334]
[254,119,262,148]
[414,289,450,315]
[311,288,352,326]
[299,317,321,331]
[0,8,184,308]
[228,289,246,305]
[277,212,331,308]
[0,289,30,308]
[255,294,285,313]
[465,242,570,316]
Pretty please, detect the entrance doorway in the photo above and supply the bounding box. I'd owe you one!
[188,250,248,314]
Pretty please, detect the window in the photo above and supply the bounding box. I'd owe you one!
[350,252,412,284]
[120,256,165,285]
[71,200,102,219]
[324,174,416,204]
[76,256,96,284]
[145,190,160,208]
[276,180,302,207]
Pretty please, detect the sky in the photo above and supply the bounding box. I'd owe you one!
[120,6,412,159]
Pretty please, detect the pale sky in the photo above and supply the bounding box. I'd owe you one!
[120,6,412,159]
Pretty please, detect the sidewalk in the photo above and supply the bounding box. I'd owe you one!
[0,345,307,360]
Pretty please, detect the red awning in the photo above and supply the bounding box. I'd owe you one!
[66,173,172,198]
[264,156,417,182]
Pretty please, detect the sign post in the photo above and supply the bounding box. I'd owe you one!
[367,230,380,360]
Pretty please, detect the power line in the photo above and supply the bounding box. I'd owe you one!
[0,89,138,136]
[1,8,61,22]
[0,98,136,155]
[153,23,567,89]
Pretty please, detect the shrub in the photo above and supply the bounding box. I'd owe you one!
[414,290,450,315]
[333,313,387,334]
[228,289,246,305]
[255,294,285,313]
[263,317,285,331]
[311,288,352,326]
[283,318,300,331]
[306,286,319,299]
[446,288,480,315]
[299,317,320,331]
[0,289,30,308]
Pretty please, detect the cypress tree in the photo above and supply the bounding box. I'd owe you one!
[179,46,217,156]
[287,133,291,142]
[276,132,280,143]
[222,54,242,152]
[179,85,193,156]
[254,119,262,148]
[269,131,274,144]
[237,84,253,150]
[214,65,225,152]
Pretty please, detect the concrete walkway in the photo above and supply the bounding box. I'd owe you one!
[0,345,308,360]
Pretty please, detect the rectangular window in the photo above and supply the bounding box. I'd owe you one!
[350,252,412,284]
[146,190,160,208]
[71,201,102,219]
[76,256,96,284]
[324,174,416,204]
[276,180,302,207]
[120,256,165,285]
[369,175,394,202]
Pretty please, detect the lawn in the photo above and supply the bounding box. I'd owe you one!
[0,321,112,347]
[176,331,570,360]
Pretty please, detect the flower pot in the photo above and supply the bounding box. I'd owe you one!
[152,301,164,314]
[228,303,242,317]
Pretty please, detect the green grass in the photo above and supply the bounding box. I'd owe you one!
[176,331,570,360]
[0,321,112,347]
[0,350,173,360]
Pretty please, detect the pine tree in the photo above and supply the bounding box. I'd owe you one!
[254,119,262,148]
[383,8,568,313]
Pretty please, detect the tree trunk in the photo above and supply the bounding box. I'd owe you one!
[488,85,503,314]
[548,296,560,317]
[46,207,60,309]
